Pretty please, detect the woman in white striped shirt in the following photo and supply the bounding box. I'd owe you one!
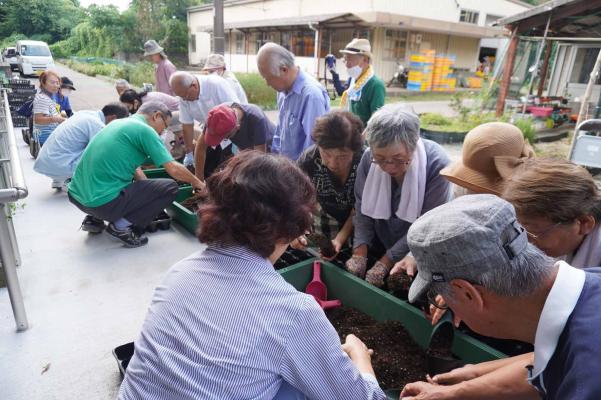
[119,151,386,400]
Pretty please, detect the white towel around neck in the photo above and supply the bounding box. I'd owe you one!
[361,139,427,223]
[569,223,601,269]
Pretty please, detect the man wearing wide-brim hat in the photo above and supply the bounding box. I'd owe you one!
[339,38,385,125]
[144,39,177,96]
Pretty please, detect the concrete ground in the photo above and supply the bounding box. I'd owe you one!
[0,64,467,400]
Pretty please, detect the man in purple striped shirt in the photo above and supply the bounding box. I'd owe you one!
[118,152,386,400]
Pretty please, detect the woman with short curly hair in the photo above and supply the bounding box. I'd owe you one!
[119,151,387,400]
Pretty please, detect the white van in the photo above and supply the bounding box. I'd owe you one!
[15,40,55,76]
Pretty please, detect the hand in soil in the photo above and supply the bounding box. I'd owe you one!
[345,255,368,278]
[306,232,337,258]
[391,254,417,277]
[365,260,392,288]
[290,235,308,250]
[387,272,412,298]
[180,192,207,213]
[400,381,457,400]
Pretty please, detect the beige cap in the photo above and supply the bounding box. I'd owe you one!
[203,53,226,70]
[340,38,372,58]
[440,122,535,196]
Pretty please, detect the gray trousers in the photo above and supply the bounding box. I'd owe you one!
[69,179,178,227]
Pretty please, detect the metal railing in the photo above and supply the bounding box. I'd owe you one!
[0,88,29,331]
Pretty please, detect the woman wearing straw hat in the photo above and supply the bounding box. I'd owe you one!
[340,38,386,125]
[144,39,177,96]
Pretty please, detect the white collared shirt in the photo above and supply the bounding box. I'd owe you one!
[528,261,586,392]
[178,74,239,125]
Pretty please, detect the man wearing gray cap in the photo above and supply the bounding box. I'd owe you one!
[401,194,601,400]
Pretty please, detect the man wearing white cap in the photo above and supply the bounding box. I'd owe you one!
[203,53,248,104]
[339,38,385,125]
[144,39,177,96]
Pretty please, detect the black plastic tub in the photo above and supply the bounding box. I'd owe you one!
[113,342,135,377]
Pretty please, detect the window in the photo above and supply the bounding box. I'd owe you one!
[384,30,407,60]
[280,30,314,57]
[460,9,479,24]
[189,35,196,53]
[570,47,601,84]
[235,32,245,54]
[20,45,51,57]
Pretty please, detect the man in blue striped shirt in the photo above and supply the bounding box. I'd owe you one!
[119,152,386,400]
[257,43,330,160]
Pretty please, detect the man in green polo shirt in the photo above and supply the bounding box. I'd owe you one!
[340,38,386,125]
[68,101,204,248]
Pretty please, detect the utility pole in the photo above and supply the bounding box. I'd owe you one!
[214,0,225,55]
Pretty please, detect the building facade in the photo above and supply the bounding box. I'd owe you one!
[187,0,530,80]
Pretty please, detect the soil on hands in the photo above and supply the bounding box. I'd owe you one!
[326,306,428,389]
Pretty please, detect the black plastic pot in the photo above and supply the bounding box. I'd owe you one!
[112,341,135,377]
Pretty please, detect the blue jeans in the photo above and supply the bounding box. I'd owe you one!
[273,381,307,400]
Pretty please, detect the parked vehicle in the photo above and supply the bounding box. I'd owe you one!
[2,47,19,71]
[387,61,409,88]
[15,40,55,76]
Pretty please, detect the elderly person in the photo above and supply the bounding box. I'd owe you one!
[339,38,385,125]
[118,151,386,400]
[143,39,177,95]
[400,194,601,400]
[257,42,330,160]
[119,89,179,114]
[347,103,450,287]
[203,53,248,104]
[169,71,239,167]
[33,70,66,146]
[68,102,204,248]
[409,158,601,400]
[294,111,364,259]
[115,79,131,97]
[390,122,535,279]
[34,103,129,190]
[194,102,275,180]
[53,76,75,117]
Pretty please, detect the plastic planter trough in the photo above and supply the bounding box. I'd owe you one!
[278,259,506,396]
[143,167,169,179]
[166,186,198,234]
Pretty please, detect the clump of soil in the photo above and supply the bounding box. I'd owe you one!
[180,192,207,213]
[326,306,428,389]
[306,232,337,258]
[387,273,413,300]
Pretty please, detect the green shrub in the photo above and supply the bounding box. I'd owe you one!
[513,118,536,144]
[420,113,452,127]
[236,73,277,110]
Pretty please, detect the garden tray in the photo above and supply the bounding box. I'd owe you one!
[279,259,506,368]
[166,186,198,234]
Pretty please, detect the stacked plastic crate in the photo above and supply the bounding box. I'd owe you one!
[407,50,435,92]
[432,54,456,92]
[2,79,36,127]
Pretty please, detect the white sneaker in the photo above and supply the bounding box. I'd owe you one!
[183,152,194,167]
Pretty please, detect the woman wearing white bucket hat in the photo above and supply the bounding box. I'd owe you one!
[339,38,386,125]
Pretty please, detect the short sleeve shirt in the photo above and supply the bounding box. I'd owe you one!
[229,103,275,149]
[68,114,174,207]
[178,75,240,125]
[33,90,59,130]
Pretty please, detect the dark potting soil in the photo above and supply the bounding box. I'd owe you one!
[180,193,207,213]
[326,306,428,390]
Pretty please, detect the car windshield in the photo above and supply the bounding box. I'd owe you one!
[6,49,16,56]
[21,45,51,57]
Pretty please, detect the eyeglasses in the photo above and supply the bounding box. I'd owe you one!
[371,157,412,167]
[426,287,448,310]
[157,114,169,132]
[524,222,564,240]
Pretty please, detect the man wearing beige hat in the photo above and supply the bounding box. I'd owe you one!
[339,38,385,125]
[144,39,177,96]
[203,53,248,104]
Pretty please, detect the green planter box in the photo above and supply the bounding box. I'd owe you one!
[166,186,198,234]
[143,167,169,179]
[279,259,505,364]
